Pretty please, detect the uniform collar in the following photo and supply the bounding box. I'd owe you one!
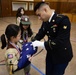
[49,11,55,22]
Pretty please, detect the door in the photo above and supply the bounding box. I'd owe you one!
[1,0,11,17]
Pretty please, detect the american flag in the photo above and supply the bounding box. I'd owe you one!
[17,42,37,70]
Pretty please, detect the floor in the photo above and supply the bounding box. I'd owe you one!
[0,16,76,75]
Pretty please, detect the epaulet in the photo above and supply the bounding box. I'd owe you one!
[55,14,66,25]
[56,14,64,18]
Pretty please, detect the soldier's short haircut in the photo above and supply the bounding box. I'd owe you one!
[34,2,48,12]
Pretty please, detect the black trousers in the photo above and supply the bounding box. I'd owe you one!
[46,61,68,75]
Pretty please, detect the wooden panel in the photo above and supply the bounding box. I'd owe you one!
[1,0,11,17]
[59,0,67,2]
[49,0,67,2]
[0,0,1,17]
[72,14,76,23]
[49,2,61,13]
[12,11,34,16]
[59,2,76,13]
[62,13,73,22]
[68,0,76,2]
[34,0,42,2]
[46,0,58,2]
[12,0,34,1]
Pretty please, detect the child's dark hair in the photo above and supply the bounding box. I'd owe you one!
[16,7,25,18]
[1,24,20,49]
[19,22,33,39]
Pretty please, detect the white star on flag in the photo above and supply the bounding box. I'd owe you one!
[26,48,29,51]
[25,44,28,46]
[26,54,31,58]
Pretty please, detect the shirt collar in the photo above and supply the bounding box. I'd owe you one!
[48,11,55,22]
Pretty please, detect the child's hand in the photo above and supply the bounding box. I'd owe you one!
[28,55,34,61]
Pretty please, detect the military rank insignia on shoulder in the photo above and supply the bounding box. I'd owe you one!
[57,14,63,18]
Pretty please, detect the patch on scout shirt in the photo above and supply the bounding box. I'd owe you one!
[7,54,13,59]
[63,26,67,29]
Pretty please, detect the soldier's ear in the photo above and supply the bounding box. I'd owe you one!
[43,8,47,13]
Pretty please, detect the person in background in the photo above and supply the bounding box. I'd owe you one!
[1,24,37,75]
[16,7,25,25]
[19,15,33,43]
[32,2,73,75]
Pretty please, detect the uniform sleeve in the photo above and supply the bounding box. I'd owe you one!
[34,22,46,41]
[44,16,71,50]
[28,32,36,42]
[5,48,20,71]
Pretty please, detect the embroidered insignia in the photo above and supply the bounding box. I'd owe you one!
[63,26,67,29]
[57,14,62,18]
[8,54,13,59]
[51,24,57,28]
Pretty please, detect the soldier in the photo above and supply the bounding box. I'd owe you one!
[1,24,37,75]
[32,2,73,75]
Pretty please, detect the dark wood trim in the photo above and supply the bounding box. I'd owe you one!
[0,0,76,17]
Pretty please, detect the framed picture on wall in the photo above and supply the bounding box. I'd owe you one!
[12,2,28,11]
[29,2,34,11]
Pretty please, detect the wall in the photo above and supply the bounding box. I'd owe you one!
[0,0,1,17]
[0,0,76,17]
[1,0,11,17]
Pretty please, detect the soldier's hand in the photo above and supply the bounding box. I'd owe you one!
[32,40,45,48]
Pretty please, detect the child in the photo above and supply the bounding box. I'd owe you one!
[16,7,25,25]
[19,15,35,75]
[1,24,37,75]
[19,15,34,43]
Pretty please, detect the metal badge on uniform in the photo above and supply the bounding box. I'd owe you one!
[7,54,13,59]
[63,26,67,29]
[52,20,55,22]
[53,28,56,32]
[51,24,57,32]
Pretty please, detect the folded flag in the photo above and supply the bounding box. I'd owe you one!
[17,42,37,70]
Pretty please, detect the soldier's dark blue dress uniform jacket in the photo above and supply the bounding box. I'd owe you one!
[34,13,73,64]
